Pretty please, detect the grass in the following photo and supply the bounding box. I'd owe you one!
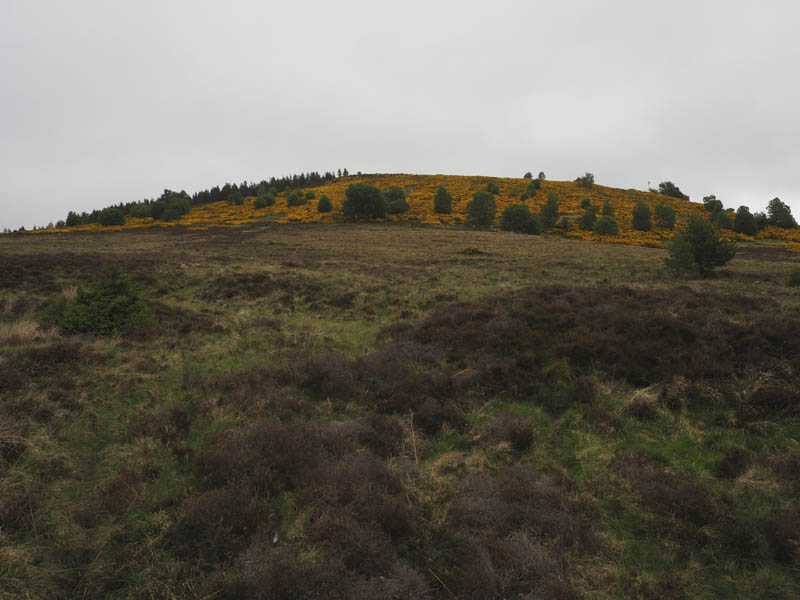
[2,223,800,599]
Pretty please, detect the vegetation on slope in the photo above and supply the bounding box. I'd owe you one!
[22,173,800,252]
[2,226,800,599]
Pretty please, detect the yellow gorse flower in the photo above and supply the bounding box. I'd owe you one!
[27,174,800,250]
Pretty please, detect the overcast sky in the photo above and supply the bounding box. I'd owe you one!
[2,0,799,230]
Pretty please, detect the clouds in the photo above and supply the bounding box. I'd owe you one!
[1,0,798,229]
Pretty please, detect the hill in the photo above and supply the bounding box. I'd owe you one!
[2,225,800,598]
[28,173,800,250]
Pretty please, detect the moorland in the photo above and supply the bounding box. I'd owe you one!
[2,177,800,598]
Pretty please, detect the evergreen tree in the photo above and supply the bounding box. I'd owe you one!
[632,202,652,231]
[540,193,560,229]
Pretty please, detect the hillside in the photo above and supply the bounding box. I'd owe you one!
[2,225,800,599]
[29,173,800,250]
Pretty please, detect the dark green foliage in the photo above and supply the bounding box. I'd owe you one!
[66,211,80,227]
[40,264,154,335]
[652,181,689,201]
[632,202,652,231]
[653,203,676,229]
[129,203,152,219]
[433,186,453,214]
[254,192,276,209]
[734,206,758,236]
[575,172,595,188]
[703,195,724,219]
[317,195,332,213]
[581,198,592,210]
[540,193,560,229]
[559,216,570,231]
[787,268,800,288]
[767,197,797,229]
[520,178,541,200]
[287,190,308,207]
[383,187,410,214]
[305,191,315,200]
[343,183,386,220]
[466,191,496,228]
[523,171,533,179]
[500,204,541,234]
[227,190,243,206]
[537,171,546,181]
[665,215,737,277]
[754,211,769,230]
[98,207,125,227]
[714,210,733,230]
[486,181,500,195]
[581,205,599,230]
[592,215,620,236]
[602,200,614,217]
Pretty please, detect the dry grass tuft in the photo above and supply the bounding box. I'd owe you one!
[0,319,56,346]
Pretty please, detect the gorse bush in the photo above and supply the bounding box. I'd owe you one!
[40,264,154,335]
[500,204,541,234]
[665,215,737,277]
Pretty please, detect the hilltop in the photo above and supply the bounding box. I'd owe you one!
[27,173,800,251]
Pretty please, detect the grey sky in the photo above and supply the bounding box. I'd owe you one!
[2,0,798,230]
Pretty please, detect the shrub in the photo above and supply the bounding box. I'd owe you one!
[317,195,332,213]
[540,192,560,229]
[305,191,315,200]
[575,172,594,188]
[734,206,758,235]
[787,268,800,288]
[434,186,453,214]
[703,195,724,218]
[500,204,541,234]
[486,181,500,195]
[653,203,676,229]
[632,202,652,231]
[580,198,592,210]
[592,215,620,236]
[767,197,797,228]
[343,183,386,219]
[602,199,614,217]
[129,203,152,219]
[580,205,599,230]
[466,191,496,228]
[523,171,533,179]
[665,215,737,277]
[98,207,125,227]
[40,264,155,335]
[227,190,243,205]
[383,187,410,214]
[287,190,308,207]
[652,181,689,201]
[254,192,275,209]
[714,210,733,230]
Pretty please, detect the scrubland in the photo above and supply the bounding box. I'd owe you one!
[2,224,800,599]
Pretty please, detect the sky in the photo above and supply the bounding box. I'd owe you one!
[1,0,799,230]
